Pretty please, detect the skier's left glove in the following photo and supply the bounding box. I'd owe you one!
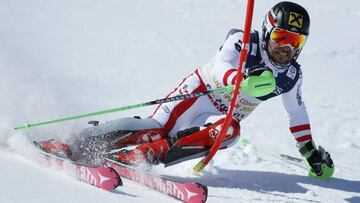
[299,141,334,179]
[241,66,276,97]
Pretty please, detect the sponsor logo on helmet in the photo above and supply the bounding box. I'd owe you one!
[288,12,303,28]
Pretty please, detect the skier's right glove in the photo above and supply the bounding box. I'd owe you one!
[241,66,276,97]
[299,141,334,179]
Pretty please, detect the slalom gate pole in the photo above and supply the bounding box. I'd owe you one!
[14,85,234,130]
[193,0,255,174]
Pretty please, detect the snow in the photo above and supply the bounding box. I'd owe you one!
[1,0,360,202]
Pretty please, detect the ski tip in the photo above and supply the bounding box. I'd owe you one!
[196,183,208,203]
[94,166,123,191]
[109,167,123,187]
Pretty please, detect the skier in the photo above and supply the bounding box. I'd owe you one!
[39,1,334,179]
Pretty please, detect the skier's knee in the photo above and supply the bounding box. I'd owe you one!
[209,117,240,142]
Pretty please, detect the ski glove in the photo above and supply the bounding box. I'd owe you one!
[241,66,276,97]
[299,142,334,179]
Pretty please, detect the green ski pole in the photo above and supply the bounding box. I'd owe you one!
[15,85,234,130]
[239,139,306,166]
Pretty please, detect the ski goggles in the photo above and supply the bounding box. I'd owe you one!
[270,28,307,49]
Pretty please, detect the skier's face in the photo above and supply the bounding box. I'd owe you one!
[267,39,297,65]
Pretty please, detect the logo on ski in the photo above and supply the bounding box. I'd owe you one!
[78,166,98,185]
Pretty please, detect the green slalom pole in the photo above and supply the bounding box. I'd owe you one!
[14,85,235,130]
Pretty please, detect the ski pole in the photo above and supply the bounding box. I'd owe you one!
[193,0,255,174]
[239,139,306,166]
[14,85,235,130]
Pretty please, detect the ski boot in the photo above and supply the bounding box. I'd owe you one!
[108,138,170,166]
[109,147,158,166]
[37,139,72,159]
[108,126,201,166]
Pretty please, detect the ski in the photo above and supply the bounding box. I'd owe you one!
[104,158,208,203]
[33,141,122,191]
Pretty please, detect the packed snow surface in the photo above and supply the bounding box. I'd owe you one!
[0,0,359,202]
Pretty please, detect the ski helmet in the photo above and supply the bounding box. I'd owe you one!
[261,1,310,65]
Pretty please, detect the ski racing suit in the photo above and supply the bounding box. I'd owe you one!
[77,29,313,166]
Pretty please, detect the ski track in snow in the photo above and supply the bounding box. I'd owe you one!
[1,0,360,202]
